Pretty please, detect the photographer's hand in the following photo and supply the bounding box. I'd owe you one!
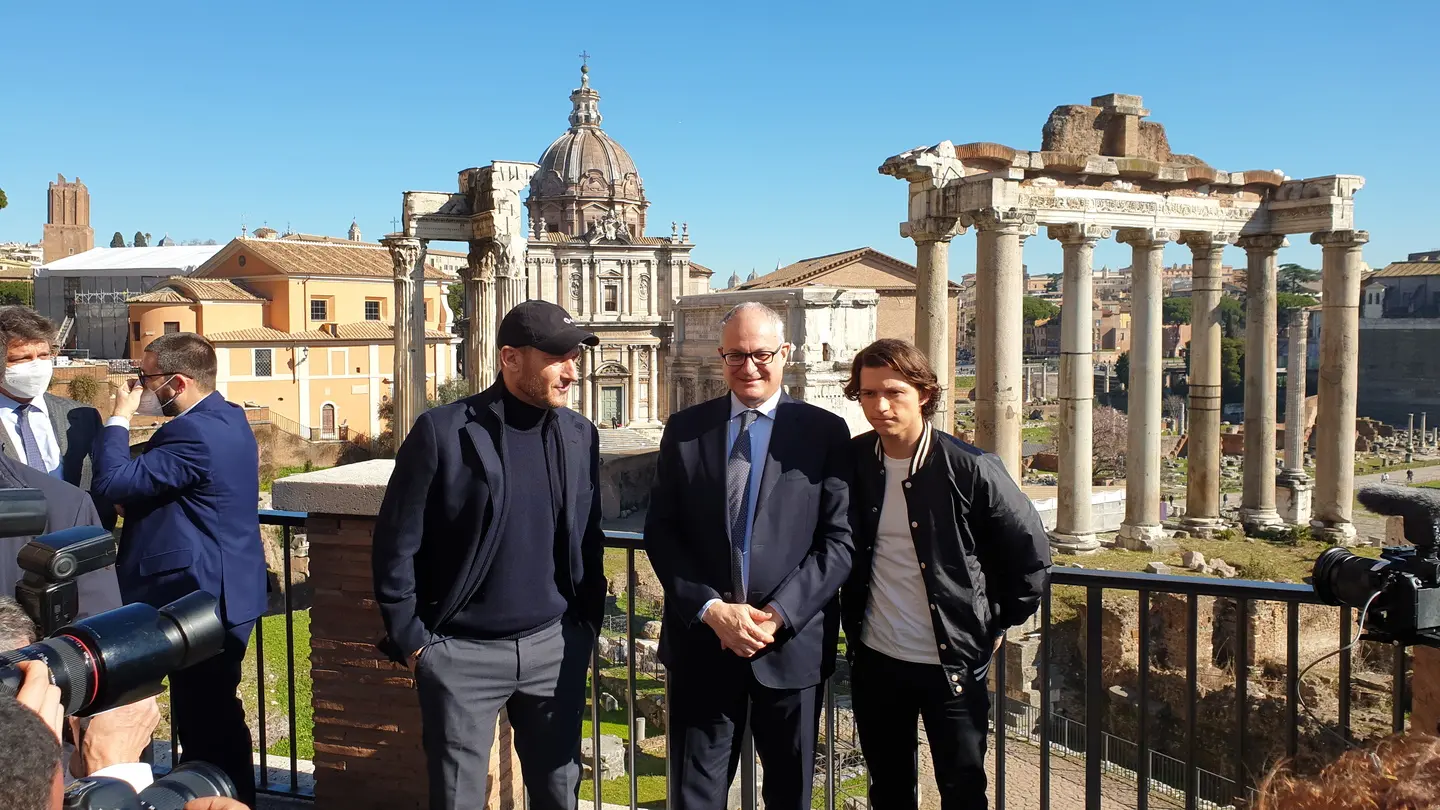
[74,697,160,778]
[184,799,251,810]
[13,660,63,742]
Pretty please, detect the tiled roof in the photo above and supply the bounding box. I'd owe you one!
[128,277,265,304]
[1371,262,1440,279]
[218,239,451,280]
[207,322,453,343]
[738,247,957,291]
[690,261,715,276]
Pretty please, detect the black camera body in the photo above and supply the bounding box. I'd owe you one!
[1313,484,1440,647]
[64,761,236,810]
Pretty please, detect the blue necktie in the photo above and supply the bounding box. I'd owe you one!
[14,403,46,472]
[726,410,758,598]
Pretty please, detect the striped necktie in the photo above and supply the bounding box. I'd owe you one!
[14,403,46,472]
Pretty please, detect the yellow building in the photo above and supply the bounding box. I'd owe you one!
[127,236,458,443]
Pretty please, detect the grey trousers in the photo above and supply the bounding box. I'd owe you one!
[415,615,594,810]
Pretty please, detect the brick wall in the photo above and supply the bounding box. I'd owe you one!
[306,514,523,809]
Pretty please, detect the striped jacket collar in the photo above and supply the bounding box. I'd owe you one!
[873,424,935,479]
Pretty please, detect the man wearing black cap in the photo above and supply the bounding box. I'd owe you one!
[372,300,608,810]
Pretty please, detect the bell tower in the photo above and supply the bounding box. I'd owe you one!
[42,174,94,263]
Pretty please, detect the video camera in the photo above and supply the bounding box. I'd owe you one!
[64,761,238,810]
[1,487,226,716]
[1312,484,1440,647]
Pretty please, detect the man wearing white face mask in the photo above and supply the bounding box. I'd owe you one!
[0,307,113,528]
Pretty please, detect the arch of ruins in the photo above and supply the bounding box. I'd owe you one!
[882,94,1365,552]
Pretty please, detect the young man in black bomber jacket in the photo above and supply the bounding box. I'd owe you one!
[840,338,1052,810]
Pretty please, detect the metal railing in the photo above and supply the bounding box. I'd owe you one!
[206,521,1410,809]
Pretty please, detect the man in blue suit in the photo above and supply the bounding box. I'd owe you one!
[90,332,265,807]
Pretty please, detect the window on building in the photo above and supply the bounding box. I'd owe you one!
[254,348,273,377]
[603,284,619,313]
[310,298,328,321]
[163,322,180,334]
[131,322,141,343]
[365,300,381,321]
[425,300,432,320]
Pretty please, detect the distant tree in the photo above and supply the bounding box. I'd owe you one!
[1278,263,1321,293]
[1045,275,1061,293]
[0,281,33,306]
[144,232,152,245]
[1115,351,1129,385]
[0,188,7,210]
[447,282,464,322]
[1092,405,1128,479]
[1277,292,1318,319]
[1222,337,1246,398]
[1022,296,1059,324]
[110,232,125,248]
[1162,296,1192,324]
[133,231,148,247]
[1218,296,1245,338]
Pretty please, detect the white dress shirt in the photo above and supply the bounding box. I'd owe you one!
[0,391,62,478]
[699,388,784,621]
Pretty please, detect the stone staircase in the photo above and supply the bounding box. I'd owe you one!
[598,427,659,453]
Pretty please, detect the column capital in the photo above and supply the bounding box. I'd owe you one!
[1115,227,1179,248]
[1235,233,1287,254]
[381,235,423,280]
[1310,229,1370,249]
[1179,231,1237,258]
[965,207,1037,236]
[900,216,963,243]
[1047,223,1111,246]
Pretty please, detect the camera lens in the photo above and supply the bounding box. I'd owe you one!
[136,761,236,810]
[1313,547,1388,609]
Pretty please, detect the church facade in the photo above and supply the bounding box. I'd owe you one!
[521,66,710,426]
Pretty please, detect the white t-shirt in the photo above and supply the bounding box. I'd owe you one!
[861,454,940,665]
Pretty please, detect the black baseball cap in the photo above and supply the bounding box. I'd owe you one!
[497,300,598,354]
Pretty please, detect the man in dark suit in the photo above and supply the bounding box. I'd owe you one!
[646,302,854,810]
[89,332,266,808]
[373,300,607,810]
[0,306,113,528]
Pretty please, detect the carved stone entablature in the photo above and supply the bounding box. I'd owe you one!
[1115,228,1179,248]
[878,140,965,190]
[1046,223,1111,245]
[1274,175,1364,202]
[402,192,472,241]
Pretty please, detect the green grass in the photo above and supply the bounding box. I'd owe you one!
[240,610,314,759]
[1421,480,1440,490]
[1021,424,1054,444]
[954,375,976,392]
[579,774,668,808]
[261,462,328,492]
[581,706,632,741]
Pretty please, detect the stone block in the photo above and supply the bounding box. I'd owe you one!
[1145,562,1170,575]
[1181,551,1206,570]
[641,620,663,640]
[581,734,627,780]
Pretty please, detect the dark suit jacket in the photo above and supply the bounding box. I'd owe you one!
[89,391,267,628]
[0,451,122,625]
[371,379,607,664]
[1,394,115,529]
[645,393,854,690]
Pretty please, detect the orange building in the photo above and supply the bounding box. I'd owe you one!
[127,235,458,443]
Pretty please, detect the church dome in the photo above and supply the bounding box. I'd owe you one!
[528,65,648,239]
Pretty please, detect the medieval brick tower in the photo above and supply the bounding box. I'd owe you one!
[42,174,93,264]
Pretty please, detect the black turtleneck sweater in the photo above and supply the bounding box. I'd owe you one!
[442,387,568,639]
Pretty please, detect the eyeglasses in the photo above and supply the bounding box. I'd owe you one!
[719,348,784,367]
[135,370,179,383]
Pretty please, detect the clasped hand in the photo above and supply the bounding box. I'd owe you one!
[703,602,783,658]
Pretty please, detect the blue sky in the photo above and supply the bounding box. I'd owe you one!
[3,0,1437,282]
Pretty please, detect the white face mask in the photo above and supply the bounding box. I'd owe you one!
[3,358,54,401]
[135,375,177,417]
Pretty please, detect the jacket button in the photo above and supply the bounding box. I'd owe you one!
[920,562,926,570]
[903,481,911,489]
[910,521,919,528]
[955,684,964,694]
[951,673,959,682]
[939,643,947,650]
[871,507,878,513]
[930,604,937,611]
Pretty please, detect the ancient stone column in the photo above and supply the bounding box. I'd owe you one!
[1047,224,1106,553]
[1310,230,1370,545]
[1237,235,1285,530]
[627,345,639,427]
[1423,413,1430,448]
[1181,231,1233,531]
[973,209,1035,479]
[1278,310,1313,524]
[1115,228,1176,550]
[382,236,424,446]
[907,217,961,433]
[464,243,498,391]
[1408,413,1416,454]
